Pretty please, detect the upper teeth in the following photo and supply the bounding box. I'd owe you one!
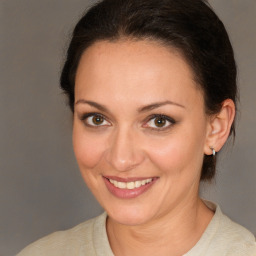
[109,178,153,189]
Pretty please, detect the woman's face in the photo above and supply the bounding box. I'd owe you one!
[73,40,212,225]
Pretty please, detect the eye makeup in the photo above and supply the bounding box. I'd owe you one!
[142,114,176,132]
[78,111,177,132]
[78,112,111,127]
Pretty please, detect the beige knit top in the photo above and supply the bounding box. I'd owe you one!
[17,201,256,256]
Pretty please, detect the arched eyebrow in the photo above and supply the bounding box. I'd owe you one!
[138,100,185,113]
[75,99,185,113]
[75,99,108,112]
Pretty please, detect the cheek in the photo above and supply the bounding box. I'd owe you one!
[72,127,105,169]
[146,131,205,177]
[147,139,187,172]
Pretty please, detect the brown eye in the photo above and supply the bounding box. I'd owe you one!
[82,114,111,127]
[154,117,166,127]
[92,115,104,125]
[144,114,175,130]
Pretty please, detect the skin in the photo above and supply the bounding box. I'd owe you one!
[73,39,235,255]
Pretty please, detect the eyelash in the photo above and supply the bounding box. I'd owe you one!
[80,112,111,127]
[143,114,176,131]
[79,112,176,131]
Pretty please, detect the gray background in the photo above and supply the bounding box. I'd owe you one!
[0,0,255,255]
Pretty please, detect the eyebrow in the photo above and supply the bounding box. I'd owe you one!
[75,100,108,112]
[75,99,185,113]
[138,100,185,112]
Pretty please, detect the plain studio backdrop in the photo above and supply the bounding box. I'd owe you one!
[0,0,255,255]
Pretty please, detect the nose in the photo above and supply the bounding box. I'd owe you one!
[105,127,145,172]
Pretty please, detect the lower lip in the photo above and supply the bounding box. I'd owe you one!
[103,177,158,199]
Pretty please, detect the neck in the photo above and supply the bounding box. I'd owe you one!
[106,198,214,256]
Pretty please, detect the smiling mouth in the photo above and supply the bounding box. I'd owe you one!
[108,178,153,189]
[103,176,158,199]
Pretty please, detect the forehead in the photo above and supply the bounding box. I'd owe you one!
[75,39,203,110]
[76,39,196,80]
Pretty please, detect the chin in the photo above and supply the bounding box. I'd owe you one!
[106,204,157,226]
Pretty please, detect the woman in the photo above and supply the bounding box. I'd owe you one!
[18,0,256,255]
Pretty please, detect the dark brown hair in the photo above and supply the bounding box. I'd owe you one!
[60,0,237,180]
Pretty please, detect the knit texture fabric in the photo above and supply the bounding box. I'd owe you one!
[17,201,256,256]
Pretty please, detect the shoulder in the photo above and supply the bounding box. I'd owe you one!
[17,213,107,256]
[186,201,256,256]
[205,201,256,256]
[215,212,256,255]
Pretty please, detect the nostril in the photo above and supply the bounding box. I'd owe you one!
[105,147,145,172]
[107,157,139,172]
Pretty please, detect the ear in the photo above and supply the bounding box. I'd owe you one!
[204,99,236,155]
